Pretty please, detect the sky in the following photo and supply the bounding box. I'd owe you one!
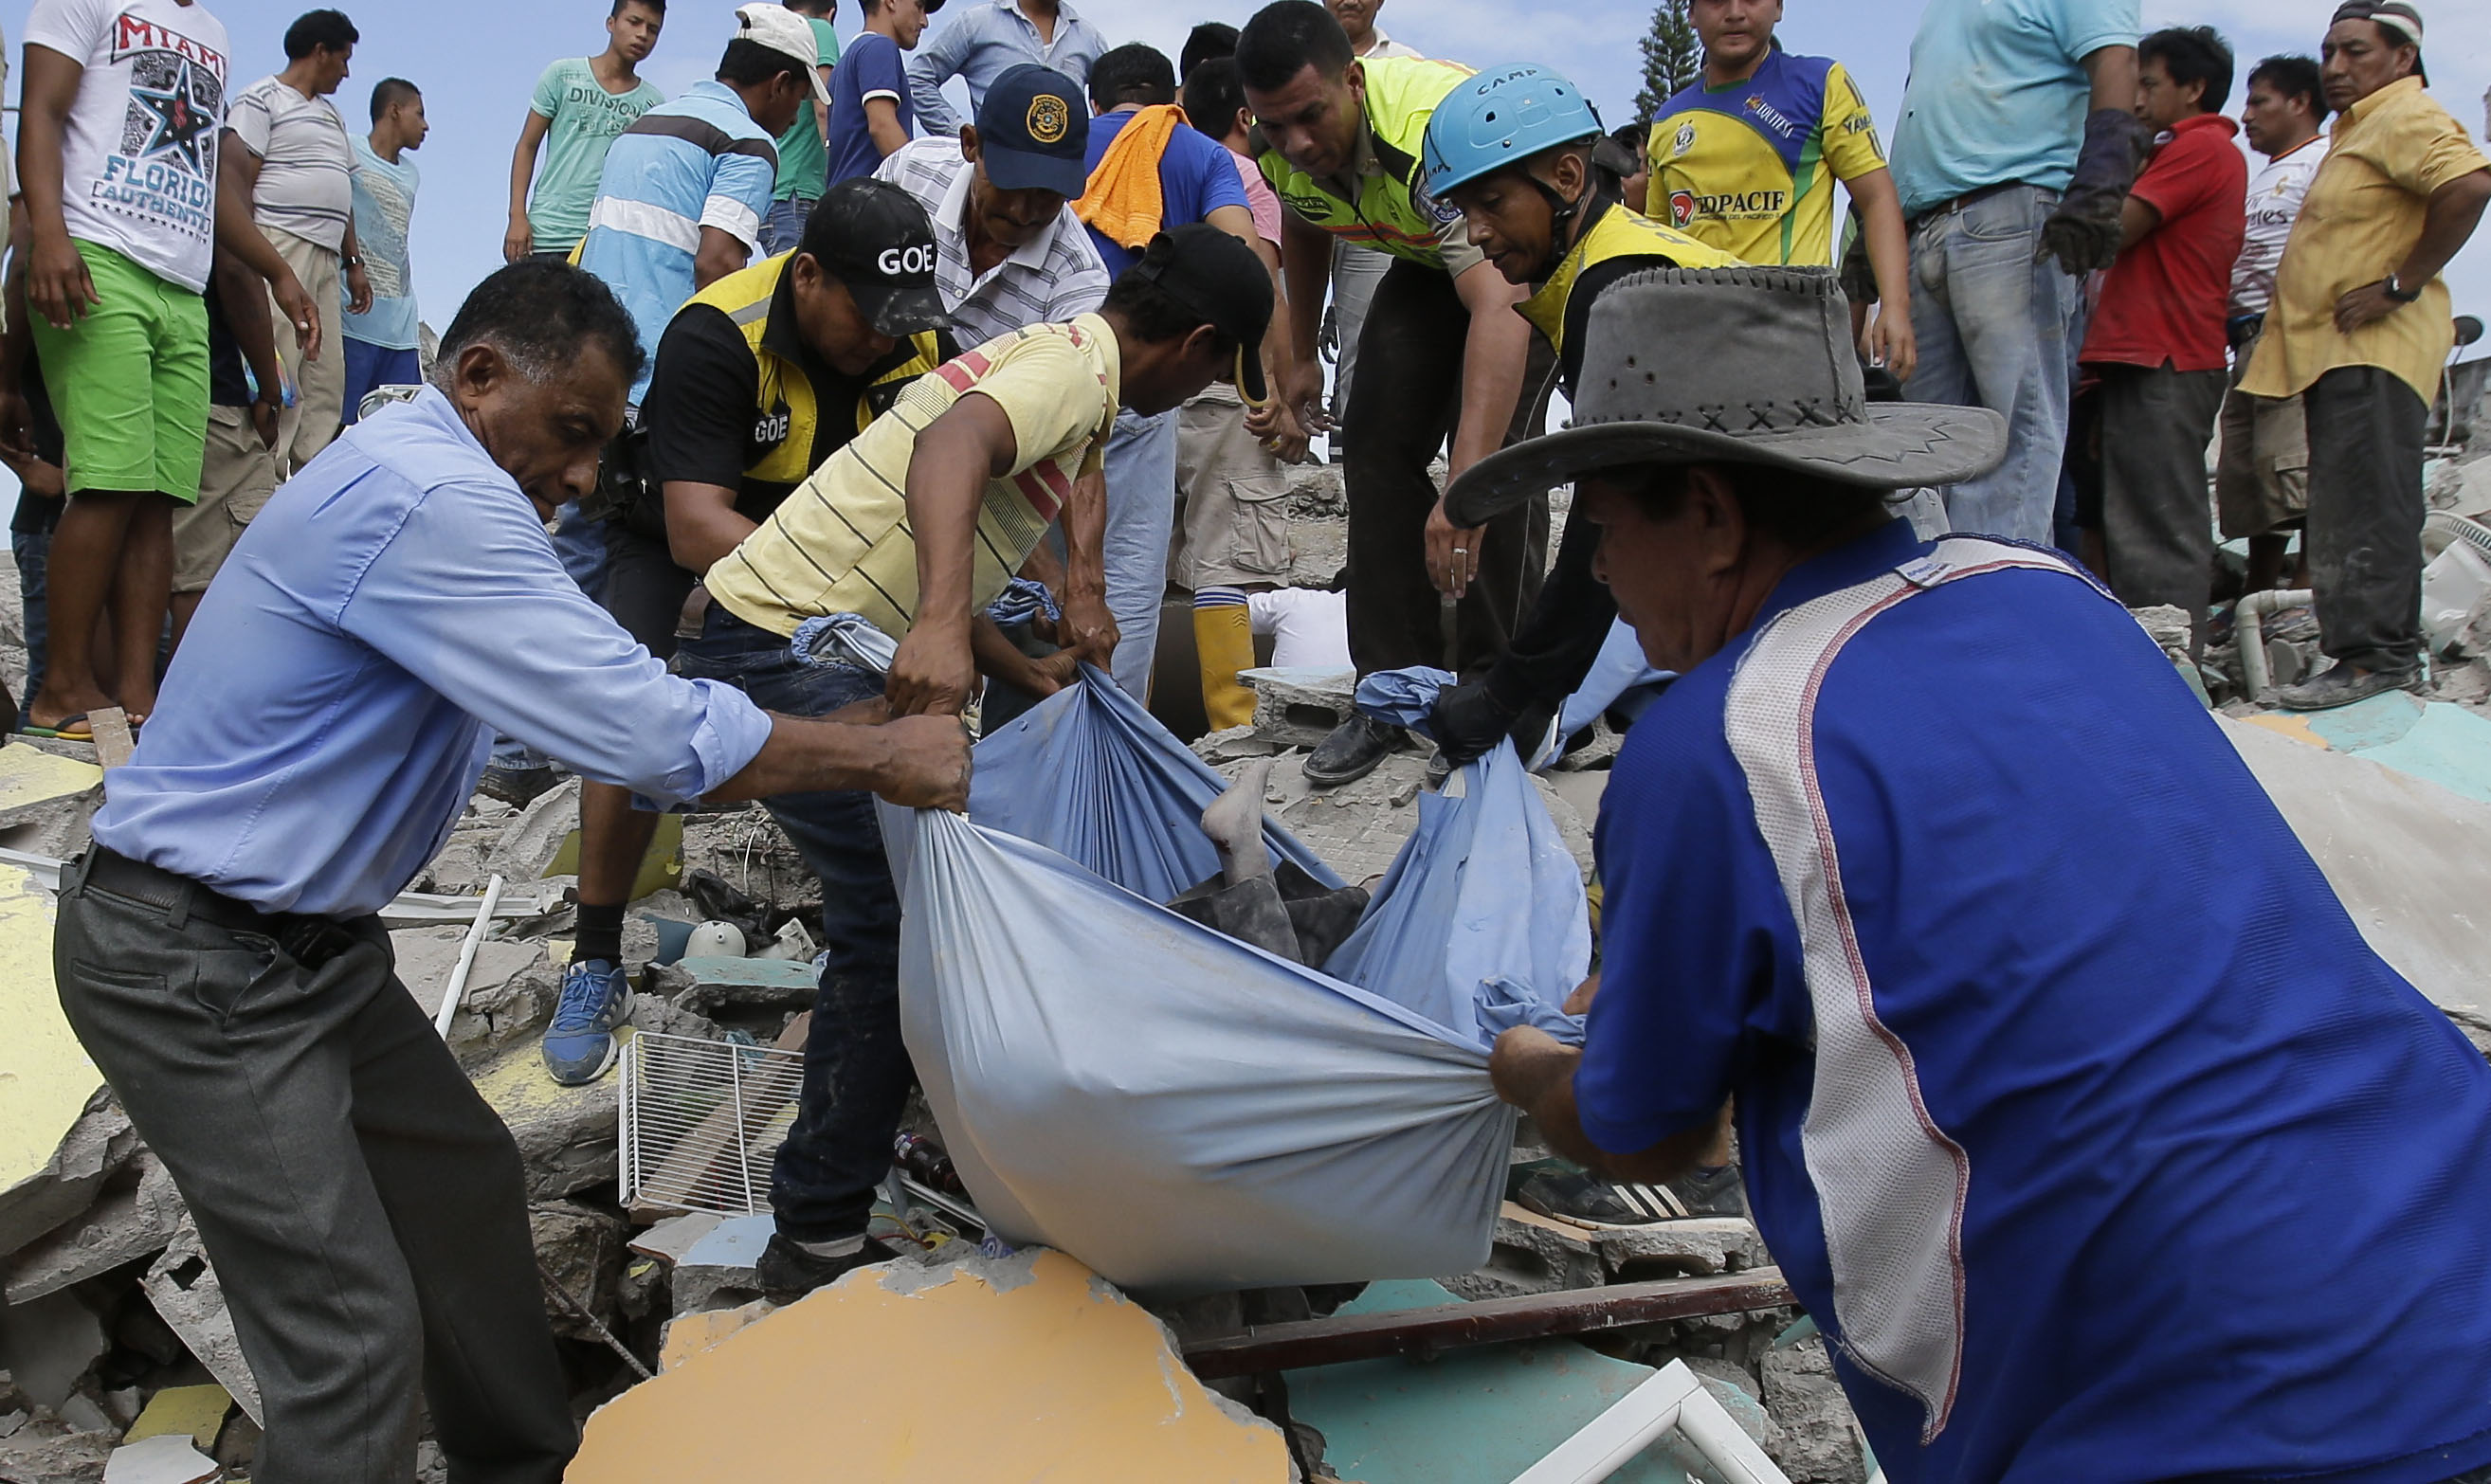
[1,0,2488,361]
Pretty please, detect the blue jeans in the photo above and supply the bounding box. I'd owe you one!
[339,339,421,425]
[758,196,818,258]
[672,606,907,1241]
[1903,185,2083,544]
[14,528,50,730]
[1100,407,1177,699]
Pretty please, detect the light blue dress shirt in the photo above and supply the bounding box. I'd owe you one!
[905,0,1107,140]
[1886,0,2139,216]
[90,389,774,917]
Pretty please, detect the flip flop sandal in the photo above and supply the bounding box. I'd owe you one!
[22,712,92,741]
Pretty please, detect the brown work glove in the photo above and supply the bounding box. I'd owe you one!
[2035,109,2154,277]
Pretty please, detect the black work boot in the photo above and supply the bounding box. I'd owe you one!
[1303,715,1396,787]
[755,1232,898,1304]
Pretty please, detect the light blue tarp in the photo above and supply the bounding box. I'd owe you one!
[881,672,1589,1291]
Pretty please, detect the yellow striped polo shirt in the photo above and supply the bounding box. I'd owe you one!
[703,315,1120,641]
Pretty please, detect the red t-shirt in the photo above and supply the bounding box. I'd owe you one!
[2080,113,2248,372]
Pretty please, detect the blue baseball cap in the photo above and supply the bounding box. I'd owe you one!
[974,63,1089,197]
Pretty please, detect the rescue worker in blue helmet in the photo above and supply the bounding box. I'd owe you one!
[1418,64,1741,776]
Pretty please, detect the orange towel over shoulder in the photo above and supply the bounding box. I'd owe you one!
[1074,104,1188,251]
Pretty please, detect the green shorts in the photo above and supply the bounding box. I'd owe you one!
[28,240,209,501]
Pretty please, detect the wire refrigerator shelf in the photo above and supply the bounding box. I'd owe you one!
[619,1030,807,1216]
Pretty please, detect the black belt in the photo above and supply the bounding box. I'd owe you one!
[79,848,363,969]
[1906,181,2035,234]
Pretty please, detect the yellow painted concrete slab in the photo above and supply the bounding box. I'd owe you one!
[2241,712,2328,748]
[656,1298,774,1371]
[0,742,100,815]
[571,1248,1289,1482]
[0,862,100,1199]
[122,1384,231,1447]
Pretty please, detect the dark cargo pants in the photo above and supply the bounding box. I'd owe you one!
[2303,365,2428,674]
[1340,257,1554,680]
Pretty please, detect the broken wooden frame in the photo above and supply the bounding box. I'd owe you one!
[1180,1268,1794,1379]
[1515,1358,1791,1484]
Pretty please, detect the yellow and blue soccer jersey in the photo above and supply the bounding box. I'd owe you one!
[1645,50,1886,267]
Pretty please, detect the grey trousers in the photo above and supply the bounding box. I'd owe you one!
[2096,361,2227,652]
[52,850,576,1484]
[2304,365,2428,674]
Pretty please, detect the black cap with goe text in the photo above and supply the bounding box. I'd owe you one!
[799,177,954,338]
[1122,224,1273,401]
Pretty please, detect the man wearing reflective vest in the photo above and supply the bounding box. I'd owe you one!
[1418,65,1741,778]
[538,177,955,1089]
[1236,1,1547,787]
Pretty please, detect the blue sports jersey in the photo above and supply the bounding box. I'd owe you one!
[827,30,911,189]
[1080,107,1250,279]
[1579,520,2491,1482]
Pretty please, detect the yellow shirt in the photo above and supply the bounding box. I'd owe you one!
[2240,77,2489,404]
[1643,51,1885,267]
[704,315,1121,641]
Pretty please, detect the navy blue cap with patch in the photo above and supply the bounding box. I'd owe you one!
[974,63,1089,197]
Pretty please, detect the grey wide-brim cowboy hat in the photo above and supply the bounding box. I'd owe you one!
[1443,267,2008,527]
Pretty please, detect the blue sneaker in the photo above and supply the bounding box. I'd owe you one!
[541,959,632,1085]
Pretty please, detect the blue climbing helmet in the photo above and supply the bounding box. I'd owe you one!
[1421,63,1607,203]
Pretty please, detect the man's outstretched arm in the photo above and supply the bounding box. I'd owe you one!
[886,391,1022,717]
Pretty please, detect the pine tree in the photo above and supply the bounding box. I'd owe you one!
[1633,0,1701,122]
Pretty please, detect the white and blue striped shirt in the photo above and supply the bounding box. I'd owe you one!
[577,81,779,402]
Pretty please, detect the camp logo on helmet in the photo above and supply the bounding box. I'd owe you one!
[1025,94,1070,144]
[1672,120,1697,157]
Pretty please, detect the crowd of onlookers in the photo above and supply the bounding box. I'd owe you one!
[0,0,2486,755]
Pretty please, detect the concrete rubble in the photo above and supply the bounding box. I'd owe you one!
[12,435,2491,1480]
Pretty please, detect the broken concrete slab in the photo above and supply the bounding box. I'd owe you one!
[140,1222,260,1426]
[485,778,582,884]
[4,1154,183,1303]
[645,954,817,1015]
[100,1432,217,1484]
[2221,714,2491,1023]
[2241,691,2491,805]
[120,1384,229,1449]
[0,1288,106,1411]
[1240,666,1356,750]
[531,1201,627,1342]
[472,1032,623,1201]
[570,1246,1289,1481]
[0,860,127,1262]
[655,1297,773,1372]
[627,1212,722,1266]
[0,1092,136,1268]
[1759,1326,1866,1484]
[666,1214,772,1316]
[392,927,555,1059]
[0,741,101,858]
[0,1416,114,1482]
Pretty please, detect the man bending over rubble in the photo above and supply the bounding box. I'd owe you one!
[690,222,1275,1300]
[1475,266,2491,1483]
[49,260,972,1484]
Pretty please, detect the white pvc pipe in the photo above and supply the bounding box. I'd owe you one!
[2235,588,2316,699]
[434,873,506,1039]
